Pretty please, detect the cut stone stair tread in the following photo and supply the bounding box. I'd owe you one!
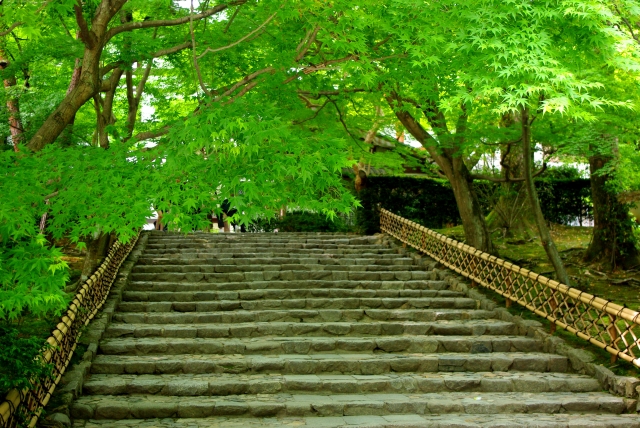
[123,280,451,292]
[136,255,417,265]
[135,257,419,266]
[142,248,400,255]
[70,392,631,420]
[110,306,483,323]
[104,319,513,337]
[98,335,545,356]
[123,288,457,300]
[128,272,440,283]
[132,265,429,274]
[115,295,472,312]
[115,307,491,324]
[124,280,451,294]
[71,414,640,428]
[91,351,567,374]
[82,372,602,396]
[143,246,394,254]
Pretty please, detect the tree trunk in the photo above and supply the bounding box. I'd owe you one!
[0,49,24,151]
[584,149,640,270]
[485,144,535,239]
[447,158,495,253]
[27,45,102,151]
[60,58,83,147]
[385,94,495,254]
[521,107,570,285]
[80,230,109,282]
[96,68,124,148]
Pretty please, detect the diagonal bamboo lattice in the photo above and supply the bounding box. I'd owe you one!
[380,208,640,369]
[0,233,139,428]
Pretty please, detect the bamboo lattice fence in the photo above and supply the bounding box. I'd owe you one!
[380,208,640,368]
[0,234,139,428]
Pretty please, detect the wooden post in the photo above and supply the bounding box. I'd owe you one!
[470,258,477,288]
[608,315,618,364]
[549,294,558,334]
[505,274,513,308]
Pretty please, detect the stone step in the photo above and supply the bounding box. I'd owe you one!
[71,392,628,420]
[69,413,640,428]
[143,244,391,252]
[98,336,544,357]
[142,248,399,256]
[116,296,472,312]
[147,231,360,239]
[121,288,463,302]
[136,253,418,268]
[111,308,492,324]
[111,307,483,324]
[129,270,436,283]
[136,254,414,265]
[104,320,514,338]
[145,238,378,247]
[132,264,428,274]
[125,280,450,293]
[119,296,473,311]
[91,352,568,376]
[82,372,602,397]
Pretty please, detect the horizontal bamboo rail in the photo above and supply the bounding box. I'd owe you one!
[0,233,139,428]
[380,208,640,368]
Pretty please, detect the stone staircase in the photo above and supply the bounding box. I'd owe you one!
[70,232,640,427]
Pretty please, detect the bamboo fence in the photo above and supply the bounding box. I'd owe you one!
[0,233,139,428]
[380,208,640,368]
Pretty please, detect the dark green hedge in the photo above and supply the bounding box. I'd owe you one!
[356,176,593,234]
[356,177,460,234]
[537,178,592,226]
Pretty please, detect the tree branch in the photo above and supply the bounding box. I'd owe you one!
[223,80,258,105]
[293,99,330,124]
[213,66,275,101]
[74,0,94,48]
[134,126,171,142]
[297,88,367,98]
[105,1,245,42]
[223,5,242,33]
[197,11,277,60]
[0,22,23,37]
[189,0,211,96]
[136,61,153,100]
[295,25,320,62]
[100,41,191,77]
[372,35,391,50]
[327,97,369,154]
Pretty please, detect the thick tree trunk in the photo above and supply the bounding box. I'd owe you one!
[0,50,24,151]
[27,45,102,151]
[584,150,640,269]
[521,107,570,285]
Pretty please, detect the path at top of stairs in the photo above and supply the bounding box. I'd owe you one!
[70,232,640,428]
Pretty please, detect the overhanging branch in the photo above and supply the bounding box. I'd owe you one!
[105,1,246,42]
